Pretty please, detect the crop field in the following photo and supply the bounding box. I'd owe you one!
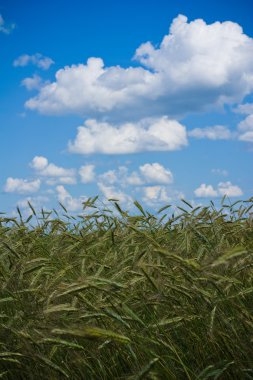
[0,197,253,379]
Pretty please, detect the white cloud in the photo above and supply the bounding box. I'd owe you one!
[139,163,173,184]
[26,15,253,118]
[4,178,41,194]
[126,171,143,186]
[21,75,45,91]
[0,14,15,34]
[194,182,243,198]
[79,164,96,183]
[30,156,76,182]
[238,114,253,142]
[234,103,253,115]
[142,186,171,204]
[18,196,49,210]
[68,117,187,154]
[46,177,76,185]
[217,181,243,197]
[99,170,118,185]
[97,182,131,204]
[194,184,218,198]
[13,53,54,70]
[31,156,48,170]
[56,185,86,212]
[188,125,232,140]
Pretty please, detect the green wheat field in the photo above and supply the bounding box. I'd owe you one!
[1,197,253,379]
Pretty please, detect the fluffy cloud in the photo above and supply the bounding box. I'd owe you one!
[142,186,183,207]
[99,170,118,185]
[126,171,143,186]
[4,178,41,194]
[237,114,253,142]
[68,117,187,154]
[18,196,49,210]
[218,181,243,197]
[235,103,253,115]
[194,184,218,198]
[142,186,171,204]
[97,182,131,204]
[188,125,232,140]
[139,163,173,184]
[0,14,15,34]
[26,15,253,118]
[56,185,86,212]
[98,163,173,189]
[13,53,54,70]
[194,182,243,198]
[21,75,45,91]
[79,164,95,183]
[30,156,76,183]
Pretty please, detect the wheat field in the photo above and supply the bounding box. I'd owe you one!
[0,197,253,379]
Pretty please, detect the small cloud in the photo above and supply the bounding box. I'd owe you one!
[97,182,131,204]
[56,185,86,212]
[237,114,253,142]
[188,125,232,140]
[234,103,253,115]
[0,14,15,34]
[30,156,76,183]
[98,170,117,185]
[18,195,49,210]
[194,184,218,198]
[126,171,143,186]
[21,74,46,91]
[194,182,243,198]
[139,163,173,184]
[4,178,40,194]
[79,164,96,183]
[141,186,183,207]
[217,181,243,197]
[142,185,171,204]
[68,117,187,155]
[13,53,54,70]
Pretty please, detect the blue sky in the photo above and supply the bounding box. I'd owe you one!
[1,0,253,215]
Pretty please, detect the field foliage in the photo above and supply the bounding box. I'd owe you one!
[0,197,253,379]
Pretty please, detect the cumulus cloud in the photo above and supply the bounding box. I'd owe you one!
[25,15,253,118]
[98,163,173,189]
[218,181,243,197]
[237,114,253,142]
[99,170,118,185]
[56,185,86,212]
[13,53,54,70]
[4,178,41,194]
[21,75,46,91]
[30,156,76,183]
[126,171,143,186]
[194,184,218,198]
[68,117,187,154]
[234,103,253,115]
[188,125,233,140]
[142,186,171,204]
[18,196,49,210]
[194,182,243,198]
[79,164,96,183]
[139,163,173,184]
[0,14,15,34]
[97,182,131,204]
[142,186,183,207]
